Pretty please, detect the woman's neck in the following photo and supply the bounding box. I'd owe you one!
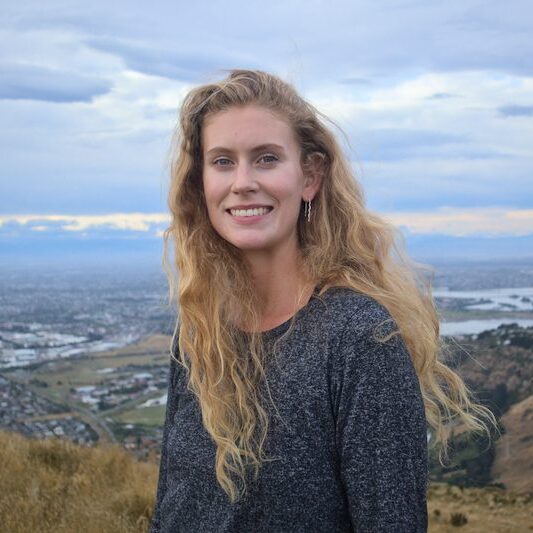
[243,242,315,331]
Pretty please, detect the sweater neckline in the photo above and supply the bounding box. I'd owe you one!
[259,285,322,339]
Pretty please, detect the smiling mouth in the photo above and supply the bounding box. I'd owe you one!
[227,207,273,217]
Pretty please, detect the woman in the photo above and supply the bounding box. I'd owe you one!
[151,69,495,532]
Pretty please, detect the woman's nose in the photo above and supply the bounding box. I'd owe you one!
[230,163,259,193]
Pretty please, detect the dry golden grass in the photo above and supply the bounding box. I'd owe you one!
[428,483,533,532]
[0,430,157,533]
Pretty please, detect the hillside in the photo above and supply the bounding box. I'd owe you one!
[449,324,533,406]
[491,395,533,493]
[427,483,532,532]
[0,430,157,533]
[1,431,532,532]
[428,325,533,491]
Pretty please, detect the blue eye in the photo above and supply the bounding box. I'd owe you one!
[213,158,232,166]
[259,154,278,164]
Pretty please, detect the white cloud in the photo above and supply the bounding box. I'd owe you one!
[383,207,533,237]
[0,213,169,232]
[311,71,533,157]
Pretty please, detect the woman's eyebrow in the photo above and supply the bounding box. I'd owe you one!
[205,143,286,157]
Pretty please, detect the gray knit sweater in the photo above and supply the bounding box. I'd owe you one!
[150,287,428,532]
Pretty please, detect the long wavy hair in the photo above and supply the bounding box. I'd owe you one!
[162,69,497,502]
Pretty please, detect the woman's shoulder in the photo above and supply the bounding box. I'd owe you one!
[314,286,394,330]
[310,286,402,361]
[319,288,416,390]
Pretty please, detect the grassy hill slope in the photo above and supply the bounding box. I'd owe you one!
[492,394,533,493]
[0,431,157,533]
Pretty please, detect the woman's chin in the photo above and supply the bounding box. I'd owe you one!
[231,241,271,253]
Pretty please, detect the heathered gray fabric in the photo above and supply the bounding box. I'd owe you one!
[150,287,428,532]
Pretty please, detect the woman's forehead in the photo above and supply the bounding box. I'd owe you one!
[203,103,288,128]
[201,104,297,154]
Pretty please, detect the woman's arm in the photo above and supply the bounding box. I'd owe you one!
[150,336,181,533]
[334,303,428,532]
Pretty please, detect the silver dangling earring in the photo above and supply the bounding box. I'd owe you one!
[304,199,312,222]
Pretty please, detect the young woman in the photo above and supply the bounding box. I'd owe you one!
[151,70,495,532]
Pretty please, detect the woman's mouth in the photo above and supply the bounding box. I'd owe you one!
[227,207,273,217]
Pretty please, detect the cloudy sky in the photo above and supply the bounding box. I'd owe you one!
[1,0,532,264]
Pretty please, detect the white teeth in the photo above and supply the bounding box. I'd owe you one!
[229,207,271,217]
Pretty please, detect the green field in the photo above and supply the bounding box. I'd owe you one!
[112,405,166,427]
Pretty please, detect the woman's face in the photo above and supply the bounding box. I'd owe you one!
[201,104,319,256]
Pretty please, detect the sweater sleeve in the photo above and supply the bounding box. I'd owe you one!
[334,303,428,532]
[150,336,181,533]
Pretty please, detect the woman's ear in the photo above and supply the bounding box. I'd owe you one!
[302,152,326,199]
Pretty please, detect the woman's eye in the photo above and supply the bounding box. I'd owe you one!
[258,154,278,165]
[213,158,232,166]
